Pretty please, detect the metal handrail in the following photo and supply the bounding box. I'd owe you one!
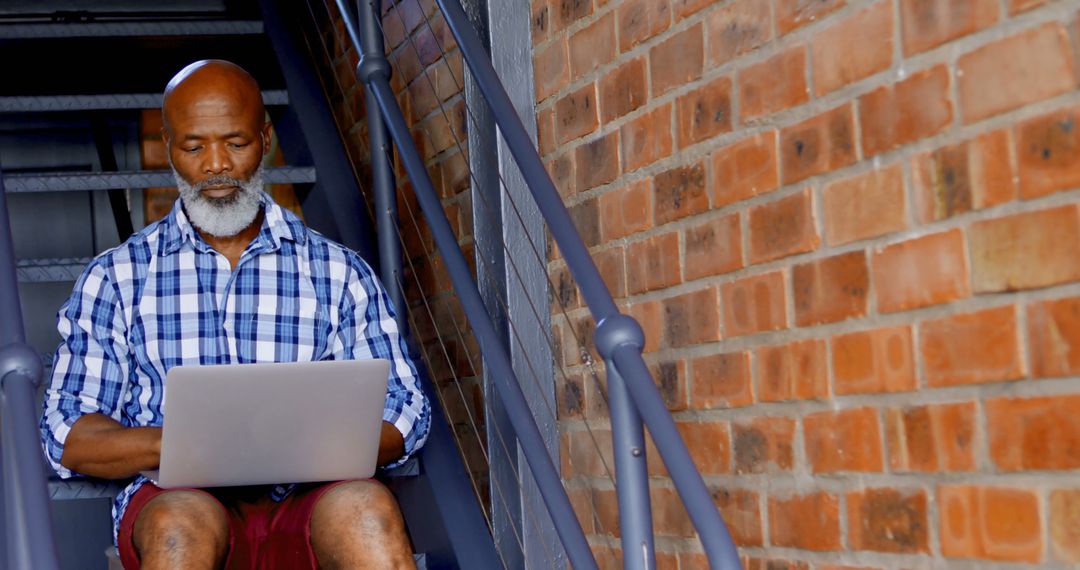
[344,0,742,568]
[0,162,61,569]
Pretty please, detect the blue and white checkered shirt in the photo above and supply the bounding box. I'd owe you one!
[39,193,430,542]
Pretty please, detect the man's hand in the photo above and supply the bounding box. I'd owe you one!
[377,421,405,467]
[61,414,162,479]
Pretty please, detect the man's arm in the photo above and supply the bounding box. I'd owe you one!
[61,414,161,480]
[378,420,405,467]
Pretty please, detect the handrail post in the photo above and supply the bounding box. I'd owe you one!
[354,0,407,330]
[351,22,600,570]
[596,315,655,570]
[0,162,61,570]
[429,1,742,567]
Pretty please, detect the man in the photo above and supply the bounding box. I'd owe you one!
[39,60,429,569]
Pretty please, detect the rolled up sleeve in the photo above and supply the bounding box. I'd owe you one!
[40,260,129,478]
[345,257,430,468]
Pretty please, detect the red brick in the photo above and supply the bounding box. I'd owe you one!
[553,0,592,31]
[1017,105,1080,199]
[1028,296,1080,378]
[551,263,580,310]
[1010,0,1048,13]
[652,359,688,411]
[859,65,953,156]
[748,188,819,264]
[140,138,168,169]
[745,559,810,570]
[534,37,569,102]
[684,213,742,280]
[654,161,708,225]
[676,420,731,475]
[569,13,616,82]
[738,46,808,120]
[594,246,626,298]
[732,416,795,474]
[792,251,869,326]
[780,104,857,184]
[531,0,551,44]
[651,487,695,538]
[939,485,1043,563]
[823,164,907,245]
[675,76,733,148]
[969,205,1080,293]
[768,492,842,550]
[721,271,787,337]
[547,153,575,199]
[872,230,970,313]
[556,83,599,144]
[899,0,998,55]
[920,306,1024,387]
[804,407,884,473]
[567,428,615,477]
[650,23,704,96]
[885,402,977,472]
[811,1,893,96]
[569,197,601,247]
[537,106,556,157]
[662,287,721,348]
[912,129,1017,222]
[620,103,674,173]
[626,232,681,294]
[1051,489,1080,562]
[617,0,671,53]
[958,23,1076,123]
[987,394,1080,471]
[599,58,647,124]
[691,351,751,408]
[711,131,779,207]
[775,0,845,34]
[706,0,772,67]
[628,300,662,353]
[755,339,829,402]
[847,488,929,553]
[599,178,652,241]
[712,489,763,547]
[833,325,916,395]
[672,0,710,19]
[575,131,620,191]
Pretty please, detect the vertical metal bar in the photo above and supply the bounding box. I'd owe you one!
[432,1,743,567]
[355,0,406,329]
[606,360,655,570]
[0,163,61,570]
[357,64,599,570]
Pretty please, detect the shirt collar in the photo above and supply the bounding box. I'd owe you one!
[160,192,307,256]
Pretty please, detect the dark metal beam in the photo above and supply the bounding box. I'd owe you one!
[0,91,288,112]
[0,19,262,38]
[3,166,315,192]
[15,257,91,283]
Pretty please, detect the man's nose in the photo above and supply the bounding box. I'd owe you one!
[203,144,232,175]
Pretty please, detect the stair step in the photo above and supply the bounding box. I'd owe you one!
[0,20,263,40]
[49,479,125,501]
[17,257,92,283]
[3,166,316,193]
[0,91,288,113]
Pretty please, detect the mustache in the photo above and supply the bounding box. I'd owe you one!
[194,175,248,192]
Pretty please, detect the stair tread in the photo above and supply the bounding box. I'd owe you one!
[0,91,288,112]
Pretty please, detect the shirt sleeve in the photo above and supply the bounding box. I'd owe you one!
[344,256,430,468]
[40,260,130,479]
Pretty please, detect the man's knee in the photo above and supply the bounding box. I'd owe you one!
[312,480,403,537]
[133,490,229,557]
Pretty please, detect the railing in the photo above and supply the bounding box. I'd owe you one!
[0,163,61,569]
[341,0,742,568]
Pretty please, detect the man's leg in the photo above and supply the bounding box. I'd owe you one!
[309,480,416,569]
[131,490,230,570]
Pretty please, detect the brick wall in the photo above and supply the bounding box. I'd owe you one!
[535,0,1080,567]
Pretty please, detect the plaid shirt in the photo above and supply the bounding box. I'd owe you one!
[39,193,429,542]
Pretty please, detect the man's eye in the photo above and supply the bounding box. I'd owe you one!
[227,142,247,149]
[183,146,201,153]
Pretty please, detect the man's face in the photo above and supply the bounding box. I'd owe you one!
[163,91,273,236]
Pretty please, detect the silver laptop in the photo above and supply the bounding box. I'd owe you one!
[142,359,390,489]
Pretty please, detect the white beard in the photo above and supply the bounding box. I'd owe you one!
[173,163,265,238]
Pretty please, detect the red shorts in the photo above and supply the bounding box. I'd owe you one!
[117,480,353,570]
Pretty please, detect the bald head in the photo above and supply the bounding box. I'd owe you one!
[162,60,265,135]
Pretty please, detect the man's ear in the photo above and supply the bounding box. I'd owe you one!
[261,121,273,156]
[160,126,170,147]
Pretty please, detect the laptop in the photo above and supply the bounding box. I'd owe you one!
[141,359,391,489]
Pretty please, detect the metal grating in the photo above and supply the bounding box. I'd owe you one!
[0,90,289,112]
[0,20,263,39]
[4,166,316,192]
[16,257,92,283]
